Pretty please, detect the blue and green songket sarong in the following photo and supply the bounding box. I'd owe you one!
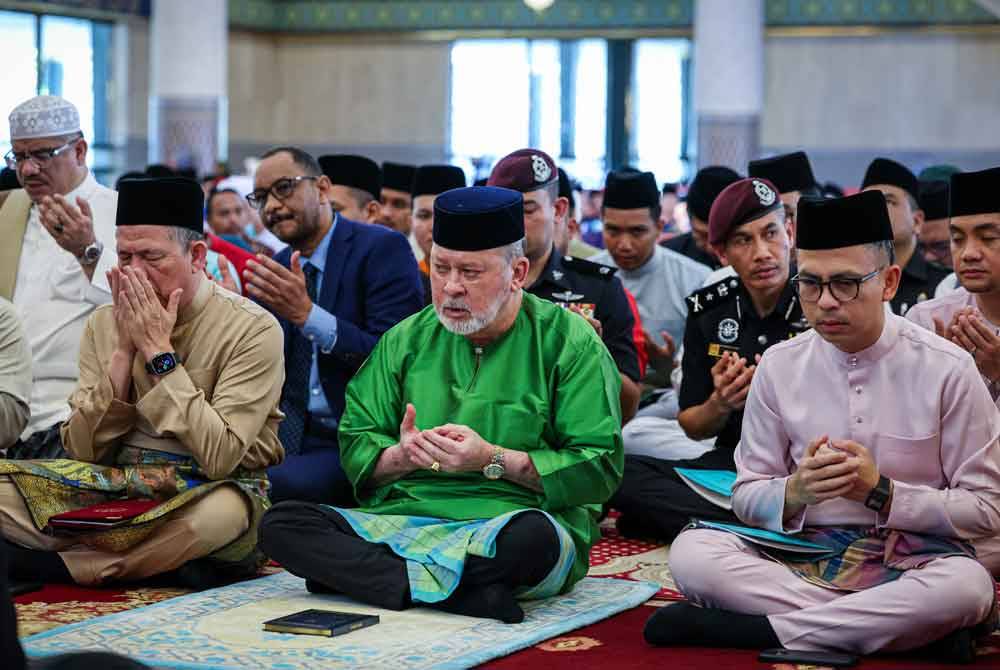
[337,295,626,596]
[330,507,576,603]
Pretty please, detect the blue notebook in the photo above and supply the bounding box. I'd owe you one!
[673,468,737,510]
[694,520,834,555]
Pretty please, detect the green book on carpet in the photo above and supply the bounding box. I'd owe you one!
[674,468,737,510]
[692,520,833,555]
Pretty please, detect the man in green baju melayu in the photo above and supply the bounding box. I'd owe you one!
[261,185,623,623]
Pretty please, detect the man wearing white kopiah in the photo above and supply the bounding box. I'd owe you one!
[0,96,117,459]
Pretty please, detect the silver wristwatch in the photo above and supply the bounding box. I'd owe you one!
[78,240,104,266]
[482,446,506,480]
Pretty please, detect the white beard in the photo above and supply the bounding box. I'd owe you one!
[435,290,509,336]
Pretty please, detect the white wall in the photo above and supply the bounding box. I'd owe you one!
[762,32,1000,184]
[227,31,451,165]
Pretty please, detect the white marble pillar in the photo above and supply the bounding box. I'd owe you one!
[693,0,764,170]
[149,0,227,175]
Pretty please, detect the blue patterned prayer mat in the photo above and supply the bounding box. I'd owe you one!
[22,572,659,669]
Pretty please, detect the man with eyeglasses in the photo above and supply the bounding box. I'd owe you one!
[861,157,950,315]
[610,178,810,542]
[243,147,423,505]
[0,95,117,460]
[647,190,1000,661]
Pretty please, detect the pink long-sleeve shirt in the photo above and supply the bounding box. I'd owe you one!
[733,312,1000,541]
[906,287,1000,407]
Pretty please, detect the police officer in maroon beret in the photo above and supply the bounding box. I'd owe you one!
[488,148,642,422]
[610,178,811,542]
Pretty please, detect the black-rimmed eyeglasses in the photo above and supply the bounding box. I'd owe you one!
[246,176,317,210]
[4,135,82,170]
[792,268,883,303]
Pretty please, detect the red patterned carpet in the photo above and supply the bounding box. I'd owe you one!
[14,523,1000,668]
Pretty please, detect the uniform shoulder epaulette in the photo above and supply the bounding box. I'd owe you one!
[686,275,741,314]
[562,255,617,279]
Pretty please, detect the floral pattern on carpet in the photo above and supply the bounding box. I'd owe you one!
[16,587,189,636]
[587,517,682,600]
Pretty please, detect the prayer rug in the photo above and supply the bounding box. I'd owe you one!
[21,571,659,669]
[15,583,190,637]
[586,517,681,600]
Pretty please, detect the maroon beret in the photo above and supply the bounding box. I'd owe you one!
[708,178,783,247]
[487,148,558,193]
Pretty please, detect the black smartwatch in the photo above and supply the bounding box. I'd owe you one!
[145,352,179,376]
[864,474,892,512]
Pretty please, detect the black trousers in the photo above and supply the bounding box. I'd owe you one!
[608,447,739,542]
[5,423,66,460]
[259,502,561,611]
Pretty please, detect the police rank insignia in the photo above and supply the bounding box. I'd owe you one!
[532,155,552,183]
[718,318,740,344]
[753,179,776,206]
[552,290,585,302]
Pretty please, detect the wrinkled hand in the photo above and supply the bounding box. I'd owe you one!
[38,194,96,257]
[208,255,239,293]
[948,308,1000,382]
[410,423,493,474]
[569,304,602,338]
[643,329,676,367]
[107,267,135,357]
[396,403,429,469]
[243,251,313,327]
[120,266,182,360]
[710,352,760,411]
[785,436,859,509]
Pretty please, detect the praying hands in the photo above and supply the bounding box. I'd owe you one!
[243,252,313,327]
[710,351,760,412]
[396,404,492,473]
[936,307,1000,384]
[784,436,882,520]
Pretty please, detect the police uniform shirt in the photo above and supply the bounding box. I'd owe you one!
[679,276,810,450]
[528,248,641,382]
[892,250,951,316]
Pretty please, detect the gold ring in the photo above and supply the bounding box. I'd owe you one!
[430,461,441,472]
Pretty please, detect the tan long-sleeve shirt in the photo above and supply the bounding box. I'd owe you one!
[0,297,31,448]
[61,279,285,478]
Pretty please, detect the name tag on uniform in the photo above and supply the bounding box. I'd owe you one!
[707,343,739,359]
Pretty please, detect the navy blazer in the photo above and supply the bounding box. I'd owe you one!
[272,216,424,423]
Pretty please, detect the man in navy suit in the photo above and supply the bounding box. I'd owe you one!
[244,147,424,504]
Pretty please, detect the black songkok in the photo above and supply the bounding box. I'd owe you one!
[318,154,383,200]
[797,190,893,250]
[432,186,524,251]
[686,166,741,222]
[115,177,204,233]
[950,167,1000,218]
[381,161,416,193]
[918,180,950,221]
[603,170,659,210]
[557,167,578,201]
[861,157,918,201]
[412,165,467,197]
[748,151,817,194]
